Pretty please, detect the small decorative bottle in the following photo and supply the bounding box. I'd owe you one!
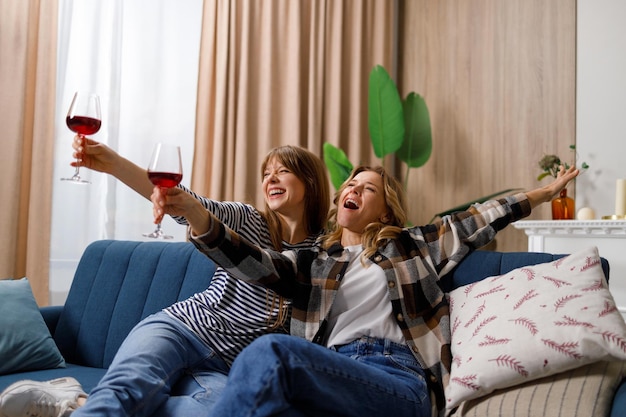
[551,188,575,220]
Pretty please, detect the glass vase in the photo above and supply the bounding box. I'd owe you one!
[551,188,575,220]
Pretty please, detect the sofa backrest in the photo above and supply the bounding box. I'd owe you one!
[439,250,610,293]
[53,240,217,368]
[52,241,609,369]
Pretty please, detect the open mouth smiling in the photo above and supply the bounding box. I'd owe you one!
[268,189,285,197]
[343,198,360,210]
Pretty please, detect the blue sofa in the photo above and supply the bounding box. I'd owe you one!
[0,240,623,416]
[0,240,215,393]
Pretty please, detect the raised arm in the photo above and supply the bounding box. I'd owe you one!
[72,135,154,199]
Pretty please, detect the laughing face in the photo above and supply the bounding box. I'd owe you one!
[262,157,307,219]
[336,170,389,236]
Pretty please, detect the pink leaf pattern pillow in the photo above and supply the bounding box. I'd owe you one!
[446,246,626,412]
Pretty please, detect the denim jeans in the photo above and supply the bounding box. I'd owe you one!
[72,311,229,417]
[208,334,431,417]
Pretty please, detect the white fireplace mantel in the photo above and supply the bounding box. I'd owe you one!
[513,220,626,249]
[513,220,626,319]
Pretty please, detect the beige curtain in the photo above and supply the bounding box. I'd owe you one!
[193,0,397,206]
[0,0,57,305]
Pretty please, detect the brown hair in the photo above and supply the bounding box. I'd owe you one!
[260,145,330,249]
[259,145,331,329]
[322,165,407,260]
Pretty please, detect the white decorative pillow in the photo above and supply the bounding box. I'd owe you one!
[446,246,626,412]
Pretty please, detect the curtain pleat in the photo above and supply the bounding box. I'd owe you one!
[0,0,57,304]
[193,0,397,207]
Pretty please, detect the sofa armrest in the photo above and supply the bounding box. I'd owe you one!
[40,305,63,337]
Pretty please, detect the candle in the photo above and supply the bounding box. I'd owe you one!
[615,179,626,216]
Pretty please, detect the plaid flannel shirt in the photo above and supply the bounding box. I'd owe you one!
[190,193,532,416]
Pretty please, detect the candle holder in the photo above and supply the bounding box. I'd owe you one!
[615,179,626,217]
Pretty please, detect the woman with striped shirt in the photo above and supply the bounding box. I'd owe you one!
[0,139,330,417]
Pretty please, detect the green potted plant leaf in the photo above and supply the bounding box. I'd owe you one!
[323,143,353,191]
[397,92,432,187]
[368,65,405,161]
[324,65,432,189]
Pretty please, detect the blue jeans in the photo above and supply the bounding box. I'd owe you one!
[73,311,229,417]
[208,334,431,417]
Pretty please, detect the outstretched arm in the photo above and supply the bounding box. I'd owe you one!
[72,135,154,199]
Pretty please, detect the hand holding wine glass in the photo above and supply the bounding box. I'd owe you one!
[143,143,183,239]
[62,91,101,183]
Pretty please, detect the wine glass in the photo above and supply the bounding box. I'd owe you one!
[61,91,102,183]
[143,143,183,239]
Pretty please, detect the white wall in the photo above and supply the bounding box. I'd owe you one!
[576,0,626,217]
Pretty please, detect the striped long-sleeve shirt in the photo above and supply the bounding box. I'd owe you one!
[164,185,316,366]
[189,193,532,417]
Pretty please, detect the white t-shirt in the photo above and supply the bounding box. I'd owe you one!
[325,244,405,348]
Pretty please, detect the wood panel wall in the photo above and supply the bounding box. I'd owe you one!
[397,0,576,252]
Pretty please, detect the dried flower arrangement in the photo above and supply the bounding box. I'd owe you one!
[537,145,589,181]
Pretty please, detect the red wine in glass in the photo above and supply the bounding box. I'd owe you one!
[148,172,183,188]
[66,115,101,136]
[62,92,102,183]
[143,143,183,239]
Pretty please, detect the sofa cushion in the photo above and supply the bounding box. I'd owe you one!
[0,278,65,375]
[446,246,626,411]
[452,361,626,417]
[53,240,216,368]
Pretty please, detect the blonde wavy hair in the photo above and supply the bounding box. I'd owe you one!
[322,165,407,260]
[259,145,331,330]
